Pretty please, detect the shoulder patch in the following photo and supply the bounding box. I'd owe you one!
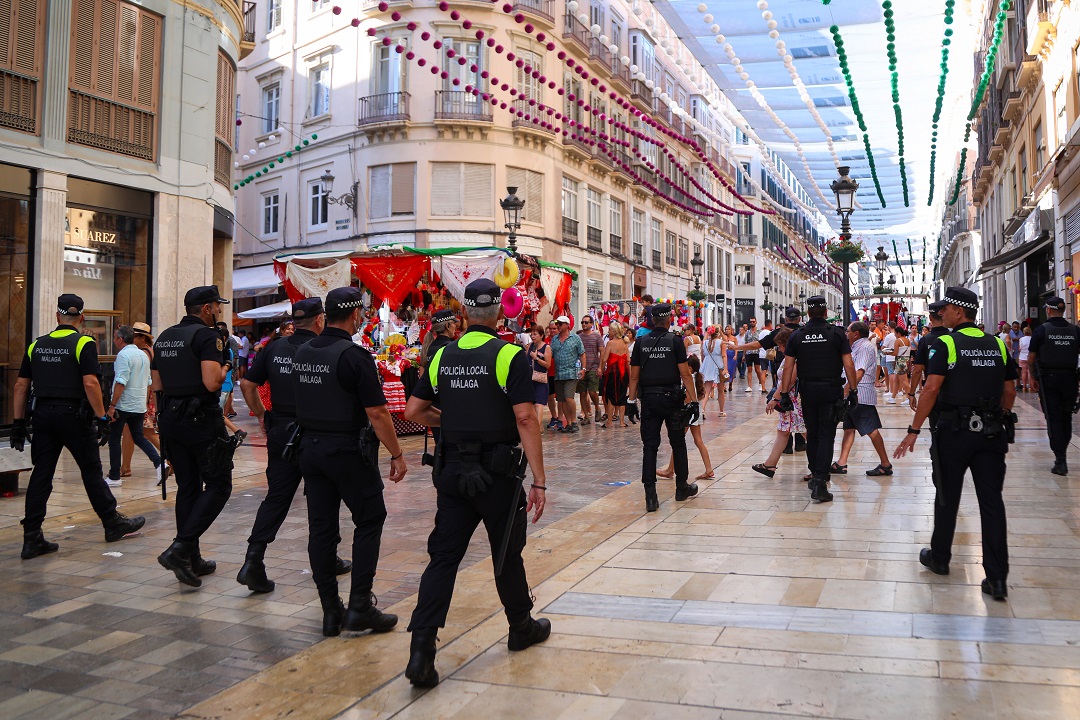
[215,338,224,352]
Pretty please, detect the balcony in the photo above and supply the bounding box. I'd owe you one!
[1017,51,1039,86]
[513,0,554,25]
[652,249,662,270]
[994,120,1011,147]
[610,60,631,90]
[1025,0,1054,56]
[610,234,623,258]
[630,79,655,113]
[562,217,579,244]
[511,98,555,134]
[434,90,492,122]
[0,69,38,134]
[562,132,592,160]
[1002,90,1023,121]
[67,90,155,161]
[587,37,612,72]
[358,91,409,125]
[738,234,758,246]
[587,226,603,253]
[562,12,590,52]
[214,138,232,187]
[240,2,256,58]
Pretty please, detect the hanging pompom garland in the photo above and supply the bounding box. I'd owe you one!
[880,0,909,207]
[829,25,886,208]
[926,0,959,205]
[233,133,320,191]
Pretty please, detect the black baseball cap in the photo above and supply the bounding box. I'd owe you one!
[57,293,84,316]
[462,278,501,308]
[784,306,801,319]
[184,285,230,306]
[1045,296,1066,311]
[928,300,948,317]
[292,297,324,320]
[325,287,364,313]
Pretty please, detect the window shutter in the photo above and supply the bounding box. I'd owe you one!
[0,0,10,69]
[370,165,390,218]
[117,3,136,103]
[391,162,415,215]
[526,170,542,224]
[507,167,525,196]
[216,52,235,142]
[70,0,94,91]
[96,0,117,96]
[431,162,460,215]
[136,9,159,110]
[462,163,492,216]
[11,0,41,76]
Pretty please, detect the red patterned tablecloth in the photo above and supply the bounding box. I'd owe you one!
[383,380,427,435]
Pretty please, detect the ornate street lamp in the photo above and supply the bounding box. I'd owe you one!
[887,273,897,323]
[761,276,772,324]
[874,245,888,287]
[499,186,525,254]
[320,169,358,220]
[830,166,860,328]
[688,250,706,301]
[798,289,806,312]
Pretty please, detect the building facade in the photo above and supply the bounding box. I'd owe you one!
[232,0,840,327]
[0,0,249,469]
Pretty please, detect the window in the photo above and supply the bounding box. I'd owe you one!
[665,231,677,265]
[590,3,605,34]
[0,0,44,134]
[516,49,542,101]
[506,167,543,223]
[369,163,416,218]
[312,0,330,11]
[587,276,604,304]
[651,218,662,268]
[1034,120,1045,170]
[1055,80,1068,145]
[707,244,715,287]
[310,63,330,117]
[610,9,624,65]
[631,208,644,263]
[678,237,689,270]
[562,176,579,242]
[444,39,482,89]
[262,83,280,134]
[586,188,602,250]
[610,280,622,300]
[374,42,406,94]
[309,180,328,228]
[267,0,282,32]
[630,31,655,83]
[1019,147,1028,200]
[214,52,236,186]
[609,198,623,256]
[262,193,280,235]
[564,74,583,125]
[735,264,754,285]
[430,163,493,216]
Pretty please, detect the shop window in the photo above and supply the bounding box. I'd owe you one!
[0,183,32,427]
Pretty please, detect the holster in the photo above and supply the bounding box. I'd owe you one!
[200,434,239,478]
[357,424,378,467]
[77,399,94,427]
[281,422,303,463]
[457,441,492,496]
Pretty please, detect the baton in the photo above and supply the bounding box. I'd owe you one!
[156,392,168,500]
[494,453,529,577]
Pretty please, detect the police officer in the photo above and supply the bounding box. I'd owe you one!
[907,300,949,407]
[10,294,145,559]
[420,308,458,449]
[1028,296,1080,475]
[627,303,700,513]
[895,286,1017,601]
[154,286,234,587]
[236,297,350,593]
[778,296,858,503]
[403,278,550,688]
[294,286,406,637]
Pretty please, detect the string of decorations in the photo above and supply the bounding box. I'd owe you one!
[948,0,1012,205]
[880,0,909,207]
[926,0,958,205]
[234,133,320,190]
[829,24,887,207]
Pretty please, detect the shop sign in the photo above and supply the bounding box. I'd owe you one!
[734,298,755,307]
[335,219,351,231]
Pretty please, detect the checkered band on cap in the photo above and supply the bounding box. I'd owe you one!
[943,292,978,309]
[462,292,499,307]
[332,299,364,310]
[806,296,827,308]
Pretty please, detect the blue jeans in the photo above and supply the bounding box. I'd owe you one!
[108,410,161,480]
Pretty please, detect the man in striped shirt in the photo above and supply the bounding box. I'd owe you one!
[831,322,894,476]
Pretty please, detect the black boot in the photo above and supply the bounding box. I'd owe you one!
[342,592,398,633]
[1051,459,1068,476]
[405,628,440,688]
[507,616,551,651]
[191,546,217,577]
[335,557,352,575]
[103,511,145,542]
[794,434,806,453]
[810,475,833,504]
[981,578,1008,601]
[158,540,201,587]
[237,544,275,593]
[644,483,659,513]
[21,530,59,560]
[675,482,699,501]
[320,592,345,637]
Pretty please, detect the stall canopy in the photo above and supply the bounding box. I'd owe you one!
[232,265,281,298]
[237,300,291,319]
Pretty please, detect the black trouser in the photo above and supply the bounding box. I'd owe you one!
[930,426,1009,581]
[299,433,386,598]
[107,410,161,480]
[159,402,232,545]
[800,380,843,476]
[23,403,117,534]
[639,389,688,485]
[409,461,531,630]
[247,415,303,546]
[1038,370,1078,462]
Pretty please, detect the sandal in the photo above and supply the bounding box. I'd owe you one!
[695,472,715,480]
[752,463,776,478]
[718,412,726,417]
[119,470,132,478]
[866,463,894,476]
[830,462,848,474]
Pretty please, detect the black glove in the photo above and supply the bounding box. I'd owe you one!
[777,392,794,413]
[847,389,859,408]
[1004,411,1018,444]
[684,401,700,426]
[10,418,30,452]
[458,464,494,497]
[94,416,111,447]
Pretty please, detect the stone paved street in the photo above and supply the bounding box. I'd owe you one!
[1,386,1079,719]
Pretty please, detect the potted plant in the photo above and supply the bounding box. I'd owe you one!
[760,301,775,311]
[872,285,890,295]
[687,289,706,302]
[826,237,864,264]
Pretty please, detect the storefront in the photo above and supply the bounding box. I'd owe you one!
[0,164,34,431]
[734,297,755,327]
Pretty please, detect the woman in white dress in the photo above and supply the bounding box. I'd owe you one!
[700,326,728,417]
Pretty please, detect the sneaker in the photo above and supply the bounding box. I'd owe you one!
[744,387,753,393]
[885,397,896,404]
[546,419,559,429]
[105,478,122,487]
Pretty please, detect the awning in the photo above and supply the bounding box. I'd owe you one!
[232,265,281,298]
[977,231,1051,276]
[237,300,291,319]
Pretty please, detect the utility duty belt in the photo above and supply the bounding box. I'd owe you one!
[935,402,1016,442]
[161,396,217,423]
[438,441,527,498]
[642,384,683,396]
[36,398,82,407]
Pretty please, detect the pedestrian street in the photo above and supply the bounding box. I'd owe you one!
[1,389,1079,719]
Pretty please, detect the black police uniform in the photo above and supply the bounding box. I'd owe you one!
[295,325,390,622]
[18,321,143,556]
[924,322,1016,590]
[422,330,454,448]
[631,317,694,510]
[154,310,230,585]
[783,312,852,502]
[407,324,536,632]
[1029,314,1080,471]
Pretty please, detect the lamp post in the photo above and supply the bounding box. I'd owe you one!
[761,276,772,324]
[320,170,359,220]
[499,186,525,254]
[887,273,897,323]
[874,245,888,288]
[830,166,859,328]
[688,250,705,304]
[798,289,806,313]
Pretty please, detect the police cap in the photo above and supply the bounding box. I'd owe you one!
[1045,296,1066,311]
[292,297,324,320]
[652,303,673,319]
[806,295,827,309]
[57,293,84,316]
[784,306,801,320]
[928,299,948,318]
[462,278,501,307]
[431,309,456,324]
[184,285,230,306]
[325,287,364,313]
[942,286,979,310]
